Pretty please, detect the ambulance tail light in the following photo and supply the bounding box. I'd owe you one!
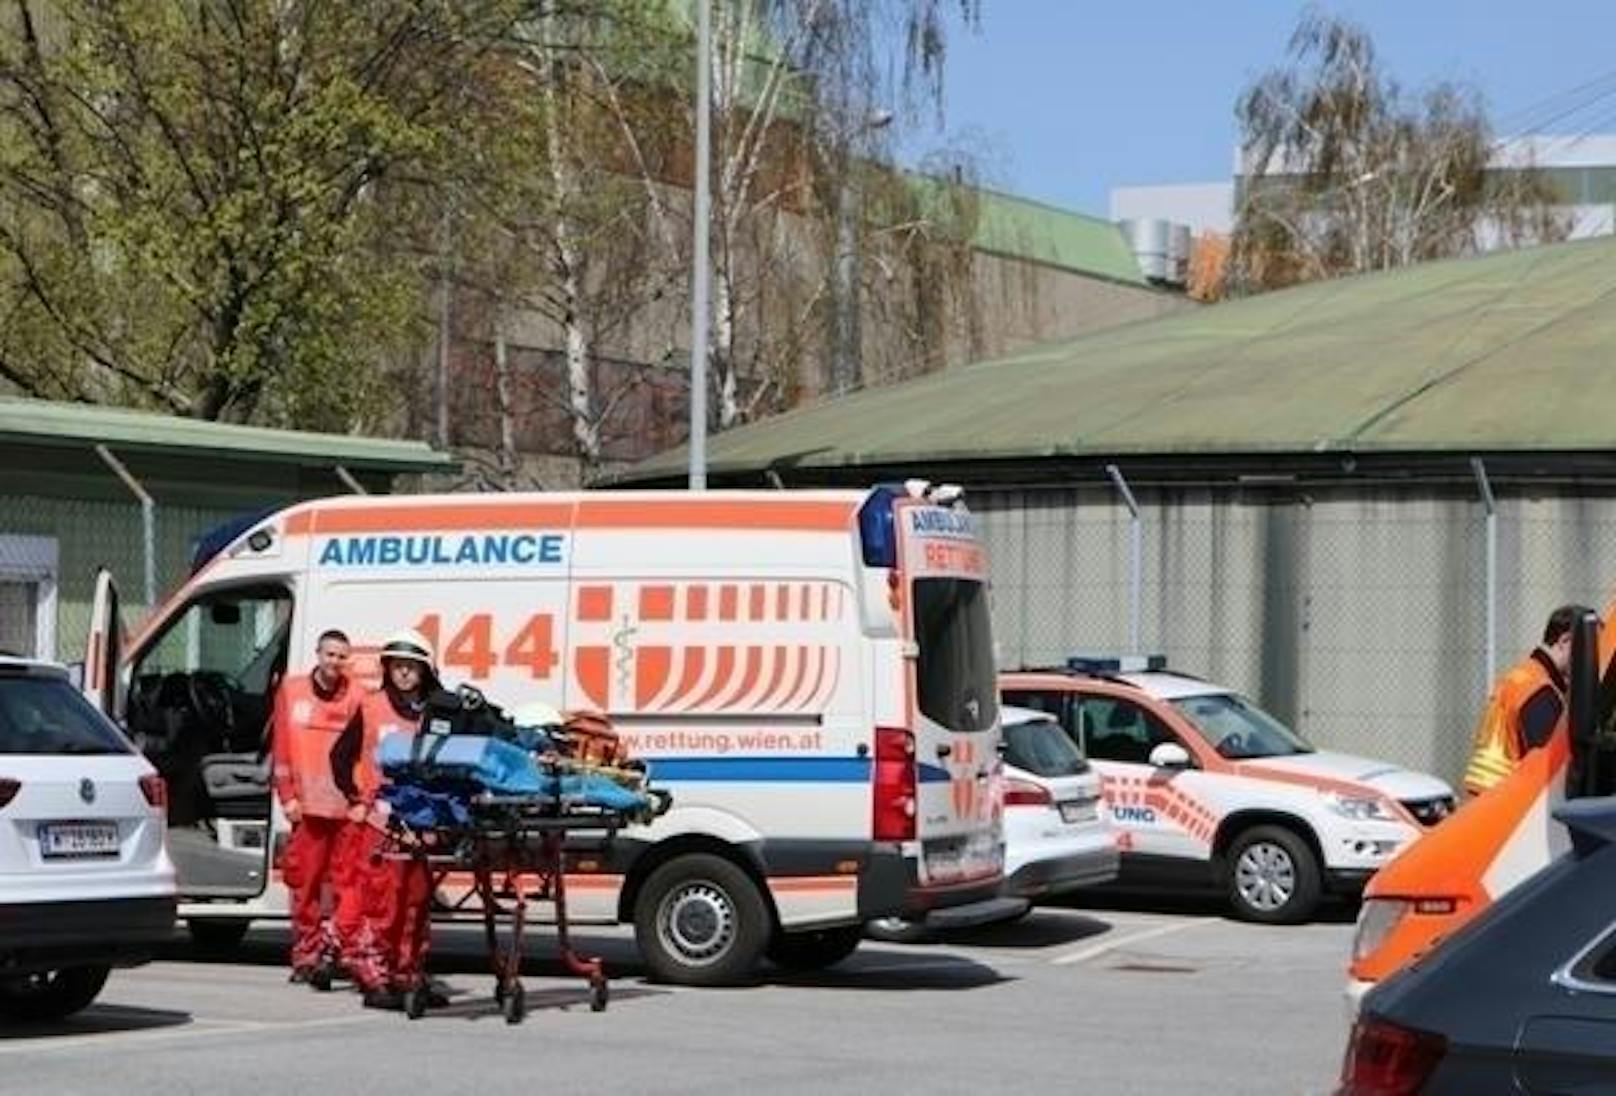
[873,727,917,842]
[1003,779,1053,808]
[1339,1016,1446,1096]
[0,778,18,810]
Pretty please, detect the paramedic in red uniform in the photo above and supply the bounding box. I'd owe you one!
[330,630,443,1011]
[270,629,361,983]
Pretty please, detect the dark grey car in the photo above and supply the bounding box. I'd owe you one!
[1342,795,1616,1094]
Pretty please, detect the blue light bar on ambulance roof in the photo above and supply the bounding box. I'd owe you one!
[1067,654,1167,674]
[857,485,905,568]
[857,481,969,569]
[190,507,279,573]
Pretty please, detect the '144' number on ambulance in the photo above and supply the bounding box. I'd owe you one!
[412,613,558,680]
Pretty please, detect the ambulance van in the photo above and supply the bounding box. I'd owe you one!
[79,485,1005,985]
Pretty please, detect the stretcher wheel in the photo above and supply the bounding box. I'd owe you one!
[502,982,526,1025]
[589,978,608,1013]
[405,985,429,1020]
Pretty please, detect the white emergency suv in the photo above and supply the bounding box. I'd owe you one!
[1001,657,1454,923]
[80,485,1006,984]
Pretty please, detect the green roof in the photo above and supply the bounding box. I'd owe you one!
[0,397,455,473]
[620,235,1616,482]
[967,187,1150,285]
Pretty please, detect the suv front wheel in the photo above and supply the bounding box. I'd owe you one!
[1225,825,1322,924]
[0,965,111,1022]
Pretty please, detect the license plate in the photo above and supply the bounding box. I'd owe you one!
[39,821,120,859]
[1060,800,1098,825]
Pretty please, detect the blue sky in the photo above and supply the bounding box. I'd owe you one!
[898,1,1616,215]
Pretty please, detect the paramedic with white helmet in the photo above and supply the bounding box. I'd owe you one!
[330,629,442,1011]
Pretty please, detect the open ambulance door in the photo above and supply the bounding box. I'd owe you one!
[82,568,127,720]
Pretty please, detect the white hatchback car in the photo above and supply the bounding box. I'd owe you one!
[998,705,1119,901]
[0,657,177,1021]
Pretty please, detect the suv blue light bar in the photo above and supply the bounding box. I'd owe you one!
[1067,654,1167,674]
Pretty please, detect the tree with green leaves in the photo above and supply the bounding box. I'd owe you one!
[1230,7,1567,295]
[0,0,532,430]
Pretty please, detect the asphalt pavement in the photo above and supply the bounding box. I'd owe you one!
[0,898,1357,1096]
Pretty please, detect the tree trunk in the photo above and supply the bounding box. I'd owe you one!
[493,301,517,488]
[538,2,600,471]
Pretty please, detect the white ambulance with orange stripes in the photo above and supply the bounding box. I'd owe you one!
[1001,657,1454,924]
[80,485,1007,985]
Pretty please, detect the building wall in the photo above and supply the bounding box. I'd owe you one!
[974,483,1616,786]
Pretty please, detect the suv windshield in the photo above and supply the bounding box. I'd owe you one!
[0,675,132,755]
[912,577,997,733]
[1169,692,1313,759]
[1002,717,1088,777]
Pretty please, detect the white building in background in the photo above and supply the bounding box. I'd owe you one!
[1110,133,1616,251]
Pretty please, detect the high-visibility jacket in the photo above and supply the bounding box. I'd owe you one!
[270,673,362,819]
[1463,652,1563,796]
[331,689,424,809]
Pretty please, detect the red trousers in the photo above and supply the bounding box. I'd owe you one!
[282,815,349,971]
[351,851,434,991]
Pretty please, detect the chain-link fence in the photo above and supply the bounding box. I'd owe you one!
[975,483,1616,787]
[0,494,245,665]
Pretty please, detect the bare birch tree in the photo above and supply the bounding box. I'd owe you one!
[1230,8,1568,294]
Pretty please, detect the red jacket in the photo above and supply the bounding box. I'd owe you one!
[331,688,424,809]
[270,672,362,820]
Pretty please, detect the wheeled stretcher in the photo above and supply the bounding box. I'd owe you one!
[374,689,669,1024]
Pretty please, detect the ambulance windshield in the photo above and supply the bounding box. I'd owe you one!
[1170,692,1313,759]
[912,577,997,734]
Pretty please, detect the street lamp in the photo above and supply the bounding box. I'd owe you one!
[830,109,893,399]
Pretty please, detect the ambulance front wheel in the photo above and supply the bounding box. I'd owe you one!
[633,853,769,987]
[1224,825,1321,925]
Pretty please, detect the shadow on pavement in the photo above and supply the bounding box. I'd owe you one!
[404,982,669,1023]
[770,948,1007,992]
[925,908,1115,950]
[0,1003,192,1040]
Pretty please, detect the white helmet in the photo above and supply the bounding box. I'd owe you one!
[378,628,436,669]
[509,701,564,729]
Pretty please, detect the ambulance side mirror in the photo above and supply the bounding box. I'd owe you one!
[1149,743,1192,770]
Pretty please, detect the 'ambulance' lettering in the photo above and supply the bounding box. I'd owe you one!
[317,533,565,568]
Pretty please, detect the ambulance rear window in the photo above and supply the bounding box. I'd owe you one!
[913,578,997,733]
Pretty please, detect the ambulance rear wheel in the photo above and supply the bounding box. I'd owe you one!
[1225,825,1321,925]
[633,854,769,986]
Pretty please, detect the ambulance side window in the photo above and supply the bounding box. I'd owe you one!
[1077,696,1184,766]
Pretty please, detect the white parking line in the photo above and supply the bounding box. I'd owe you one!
[1049,920,1204,966]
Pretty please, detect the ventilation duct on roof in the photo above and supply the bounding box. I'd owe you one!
[1119,218,1190,289]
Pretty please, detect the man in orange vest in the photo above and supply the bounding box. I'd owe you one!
[270,629,362,983]
[330,629,442,1011]
[1463,605,1593,797]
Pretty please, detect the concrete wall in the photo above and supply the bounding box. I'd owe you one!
[974,483,1616,786]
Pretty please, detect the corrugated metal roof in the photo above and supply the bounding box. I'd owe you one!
[0,397,454,472]
[967,187,1150,285]
[619,235,1616,483]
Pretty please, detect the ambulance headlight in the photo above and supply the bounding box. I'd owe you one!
[1352,899,1411,964]
[1324,791,1397,822]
